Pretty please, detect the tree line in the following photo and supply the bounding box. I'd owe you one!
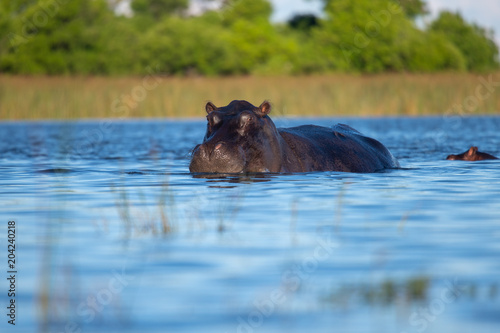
[0,0,498,76]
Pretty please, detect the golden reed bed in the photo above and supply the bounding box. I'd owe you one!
[1,73,499,120]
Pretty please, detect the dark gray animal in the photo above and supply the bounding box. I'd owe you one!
[446,146,498,161]
[189,100,400,173]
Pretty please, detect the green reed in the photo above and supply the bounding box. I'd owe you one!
[1,73,499,120]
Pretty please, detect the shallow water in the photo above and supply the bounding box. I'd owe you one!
[1,116,499,333]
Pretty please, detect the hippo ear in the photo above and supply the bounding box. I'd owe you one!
[206,102,217,114]
[256,101,271,117]
[467,146,478,156]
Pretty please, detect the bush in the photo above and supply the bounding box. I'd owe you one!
[430,11,499,71]
[0,0,497,76]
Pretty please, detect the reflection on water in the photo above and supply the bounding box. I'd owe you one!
[323,276,431,307]
[193,172,277,186]
[0,117,500,333]
[323,277,499,307]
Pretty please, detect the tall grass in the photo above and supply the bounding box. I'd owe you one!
[1,73,499,120]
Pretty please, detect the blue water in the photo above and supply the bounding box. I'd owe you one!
[1,116,499,333]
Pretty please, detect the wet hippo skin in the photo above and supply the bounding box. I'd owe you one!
[446,146,498,161]
[189,100,400,173]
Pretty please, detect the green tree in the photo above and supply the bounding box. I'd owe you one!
[430,11,499,71]
[138,14,245,75]
[0,0,496,76]
[0,0,40,59]
[316,0,416,72]
[314,0,467,73]
[0,0,128,75]
[131,0,188,20]
[288,14,319,32]
[211,0,297,75]
[399,31,466,71]
[219,0,272,25]
[394,0,428,19]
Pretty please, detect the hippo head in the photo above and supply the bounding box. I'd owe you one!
[189,100,282,173]
[446,146,498,161]
[446,147,479,161]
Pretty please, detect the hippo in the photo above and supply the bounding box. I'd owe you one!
[446,146,498,161]
[189,100,400,173]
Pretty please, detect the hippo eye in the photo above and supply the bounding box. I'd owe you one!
[239,112,254,129]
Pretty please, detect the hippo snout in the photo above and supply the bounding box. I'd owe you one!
[189,142,246,173]
[191,142,225,159]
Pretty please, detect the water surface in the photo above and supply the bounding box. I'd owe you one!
[0,116,499,333]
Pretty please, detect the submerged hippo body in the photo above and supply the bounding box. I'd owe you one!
[446,146,498,161]
[189,100,400,174]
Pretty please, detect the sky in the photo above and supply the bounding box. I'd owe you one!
[269,0,500,45]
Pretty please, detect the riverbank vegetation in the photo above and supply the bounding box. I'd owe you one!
[0,0,498,76]
[2,73,499,120]
[1,0,499,119]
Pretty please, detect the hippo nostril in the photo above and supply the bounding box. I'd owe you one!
[194,144,207,158]
[215,143,223,150]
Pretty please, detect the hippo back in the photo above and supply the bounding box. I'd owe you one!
[278,124,399,173]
